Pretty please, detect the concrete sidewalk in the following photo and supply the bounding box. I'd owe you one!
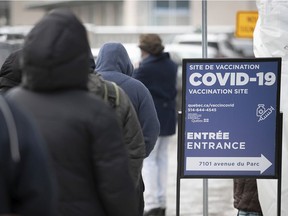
[165,133,238,216]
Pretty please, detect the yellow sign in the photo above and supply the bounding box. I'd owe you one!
[236,11,258,38]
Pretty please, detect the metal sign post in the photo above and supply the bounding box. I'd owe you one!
[202,1,208,216]
[277,113,283,216]
[176,112,182,216]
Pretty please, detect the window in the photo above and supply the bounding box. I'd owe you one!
[153,0,190,25]
[155,0,189,9]
[0,1,9,25]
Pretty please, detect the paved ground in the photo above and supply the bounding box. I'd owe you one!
[165,132,239,216]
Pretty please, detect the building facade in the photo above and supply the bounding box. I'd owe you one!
[8,0,257,26]
[3,1,256,47]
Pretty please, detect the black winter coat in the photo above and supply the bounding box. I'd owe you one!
[133,53,178,136]
[0,49,22,92]
[7,9,137,216]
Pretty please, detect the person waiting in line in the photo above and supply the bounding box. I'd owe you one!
[234,178,263,216]
[0,49,22,93]
[88,58,146,190]
[95,42,160,157]
[6,8,138,216]
[133,33,178,216]
[0,40,146,216]
[95,42,160,216]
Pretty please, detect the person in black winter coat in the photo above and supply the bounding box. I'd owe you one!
[0,49,22,93]
[6,8,138,216]
[133,34,178,216]
[88,72,146,188]
[0,95,56,216]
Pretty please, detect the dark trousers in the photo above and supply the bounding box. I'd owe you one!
[137,175,145,216]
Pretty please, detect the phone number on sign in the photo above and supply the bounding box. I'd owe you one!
[188,108,217,112]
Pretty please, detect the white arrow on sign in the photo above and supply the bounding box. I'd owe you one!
[186,154,272,174]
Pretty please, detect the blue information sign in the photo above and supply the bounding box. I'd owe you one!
[181,58,281,178]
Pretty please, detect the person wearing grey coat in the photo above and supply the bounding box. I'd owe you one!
[95,42,160,216]
[88,72,146,188]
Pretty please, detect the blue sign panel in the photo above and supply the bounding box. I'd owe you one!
[181,58,281,178]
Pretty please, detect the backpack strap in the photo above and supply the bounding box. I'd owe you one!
[0,96,20,162]
[103,80,120,108]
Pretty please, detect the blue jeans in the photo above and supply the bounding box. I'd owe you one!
[238,210,263,216]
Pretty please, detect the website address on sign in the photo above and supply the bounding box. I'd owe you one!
[188,103,235,108]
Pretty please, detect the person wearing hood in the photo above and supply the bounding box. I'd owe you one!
[0,42,146,194]
[95,42,160,156]
[95,42,160,216]
[0,95,56,215]
[0,34,145,211]
[133,34,178,216]
[6,9,138,216]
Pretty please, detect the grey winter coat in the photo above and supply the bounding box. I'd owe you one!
[88,73,146,187]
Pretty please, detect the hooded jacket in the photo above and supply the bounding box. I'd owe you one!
[95,42,160,156]
[7,9,137,216]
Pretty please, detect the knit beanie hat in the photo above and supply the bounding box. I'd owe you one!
[138,34,164,55]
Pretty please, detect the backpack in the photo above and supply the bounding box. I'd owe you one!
[88,73,120,109]
[102,79,120,108]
